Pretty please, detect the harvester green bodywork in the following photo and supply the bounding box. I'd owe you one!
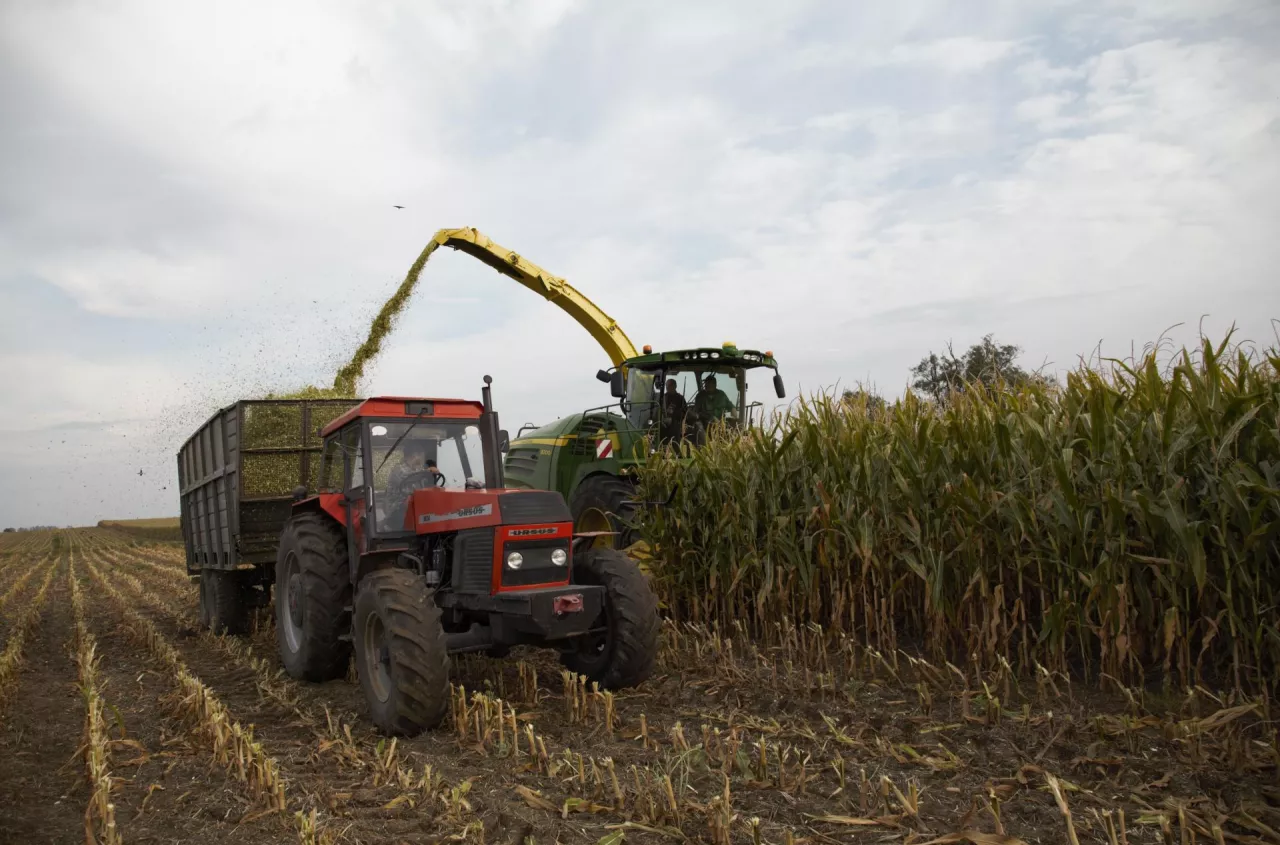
[503,346,783,548]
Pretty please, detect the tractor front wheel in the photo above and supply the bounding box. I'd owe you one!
[560,547,658,689]
[275,513,352,682]
[353,569,450,736]
[570,474,639,550]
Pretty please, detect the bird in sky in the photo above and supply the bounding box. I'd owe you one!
[138,469,144,476]
[393,205,404,209]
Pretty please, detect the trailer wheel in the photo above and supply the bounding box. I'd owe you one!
[204,569,250,635]
[570,474,639,550]
[560,547,658,689]
[197,576,211,629]
[275,513,351,682]
[354,569,450,736]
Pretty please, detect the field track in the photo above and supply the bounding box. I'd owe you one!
[0,528,1275,844]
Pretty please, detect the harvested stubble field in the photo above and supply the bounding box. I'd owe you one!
[0,527,1275,845]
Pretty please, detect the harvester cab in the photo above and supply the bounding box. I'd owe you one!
[600,342,786,444]
[276,376,658,736]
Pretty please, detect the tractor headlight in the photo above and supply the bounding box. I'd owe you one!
[506,551,524,570]
[551,548,568,566]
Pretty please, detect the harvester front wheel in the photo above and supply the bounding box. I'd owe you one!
[275,513,351,682]
[353,569,450,736]
[570,474,638,550]
[560,547,658,689]
[204,569,250,635]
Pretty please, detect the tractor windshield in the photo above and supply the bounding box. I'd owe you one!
[369,420,490,533]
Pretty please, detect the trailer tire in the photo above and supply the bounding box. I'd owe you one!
[570,474,639,550]
[197,575,210,629]
[354,569,450,736]
[204,569,250,635]
[276,513,351,682]
[560,547,658,689]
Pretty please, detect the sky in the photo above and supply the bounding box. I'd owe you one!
[1,0,1278,528]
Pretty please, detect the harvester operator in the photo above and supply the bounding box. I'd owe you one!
[694,375,734,423]
[659,378,688,441]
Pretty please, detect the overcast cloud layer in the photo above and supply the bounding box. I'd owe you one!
[1,0,1278,527]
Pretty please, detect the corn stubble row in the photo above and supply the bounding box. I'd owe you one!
[84,554,288,811]
[69,553,122,845]
[0,558,57,713]
[639,337,1280,694]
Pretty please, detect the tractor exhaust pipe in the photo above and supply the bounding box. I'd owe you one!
[480,375,505,488]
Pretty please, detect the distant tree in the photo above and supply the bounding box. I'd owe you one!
[840,388,887,415]
[910,334,1041,402]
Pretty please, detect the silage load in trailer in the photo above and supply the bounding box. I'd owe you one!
[177,398,358,571]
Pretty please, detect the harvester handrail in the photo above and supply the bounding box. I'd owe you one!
[428,227,639,366]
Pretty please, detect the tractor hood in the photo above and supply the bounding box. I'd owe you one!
[407,487,571,534]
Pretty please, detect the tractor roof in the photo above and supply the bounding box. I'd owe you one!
[321,396,484,437]
[624,344,778,371]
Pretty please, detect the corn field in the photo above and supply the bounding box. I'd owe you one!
[2,521,1276,843]
[638,336,1280,695]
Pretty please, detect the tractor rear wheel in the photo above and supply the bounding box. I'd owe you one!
[203,568,250,635]
[560,547,658,689]
[353,569,450,736]
[275,513,352,682]
[570,474,639,550]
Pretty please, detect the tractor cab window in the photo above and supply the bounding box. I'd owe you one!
[368,421,490,533]
[318,436,344,492]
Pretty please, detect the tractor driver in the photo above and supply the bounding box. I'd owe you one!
[383,440,440,530]
[694,375,735,424]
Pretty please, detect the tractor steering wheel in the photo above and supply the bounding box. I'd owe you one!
[392,469,445,498]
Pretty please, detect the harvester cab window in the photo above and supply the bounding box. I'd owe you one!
[670,368,743,424]
[624,369,657,431]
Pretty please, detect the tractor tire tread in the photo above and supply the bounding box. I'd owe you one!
[561,547,659,689]
[276,513,352,682]
[355,568,450,736]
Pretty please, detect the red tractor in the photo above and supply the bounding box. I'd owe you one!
[276,377,658,735]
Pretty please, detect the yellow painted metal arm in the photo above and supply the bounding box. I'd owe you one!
[428,227,638,367]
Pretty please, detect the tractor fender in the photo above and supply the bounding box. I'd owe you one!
[292,493,348,527]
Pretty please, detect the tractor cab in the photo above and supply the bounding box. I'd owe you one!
[600,343,786,445]
[312,395,503,543]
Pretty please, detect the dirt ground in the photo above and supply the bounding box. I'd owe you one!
[0,528,1275,845]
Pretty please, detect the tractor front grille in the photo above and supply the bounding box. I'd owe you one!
[451,528,493,593]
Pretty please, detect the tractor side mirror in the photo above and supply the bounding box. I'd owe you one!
[773,373,786,399]
[596,369,611,383]
[498,429,510,453]
[609,370,626,399]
